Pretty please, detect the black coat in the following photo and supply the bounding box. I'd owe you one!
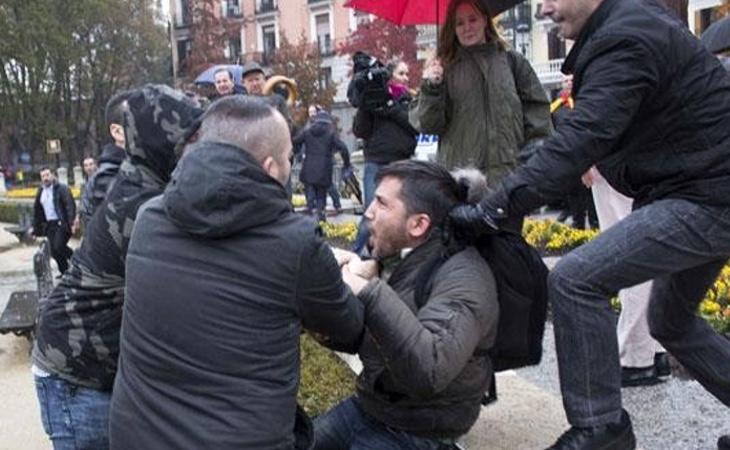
[353,94,418,164]
[109,142,364,449]
[294,115,350,187]
[33,181,76,235]
[490,0,730,214]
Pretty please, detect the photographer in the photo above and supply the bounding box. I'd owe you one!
[349,54,418,254]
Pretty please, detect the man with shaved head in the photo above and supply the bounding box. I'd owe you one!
[109,96,364,450]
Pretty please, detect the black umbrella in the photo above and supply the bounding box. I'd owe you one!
[701,15,730,54]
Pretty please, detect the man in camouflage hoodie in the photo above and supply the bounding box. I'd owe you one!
[31,84,202,450]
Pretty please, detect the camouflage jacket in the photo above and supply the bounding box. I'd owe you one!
[32,85,202,390]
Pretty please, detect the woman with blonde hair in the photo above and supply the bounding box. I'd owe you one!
[411,0,551,191]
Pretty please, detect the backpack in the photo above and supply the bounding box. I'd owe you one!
[414,230,549,404]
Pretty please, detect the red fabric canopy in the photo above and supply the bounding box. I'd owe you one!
[345,0,450,25]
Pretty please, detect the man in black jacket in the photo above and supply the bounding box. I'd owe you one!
[32,167,76,274]
[78,90,132,225]
[450,0,730,449]
[315,161,497,450]
[109,96,364,450]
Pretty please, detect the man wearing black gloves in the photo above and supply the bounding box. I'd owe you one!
[450,0,730,449]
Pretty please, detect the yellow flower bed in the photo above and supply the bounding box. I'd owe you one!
[523,218,599,254]
[6,186,81,199]
[320,221,358,244]
[524,218,730,334]
[291,194,306,208]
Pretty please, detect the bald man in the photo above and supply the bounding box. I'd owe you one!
[109,96,364,450]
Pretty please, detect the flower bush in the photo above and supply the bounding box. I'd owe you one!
[523,219,599,255]
[5,186,81,199]
[320,221,358,245]
[291,194,306,208]
[700,265,730,334]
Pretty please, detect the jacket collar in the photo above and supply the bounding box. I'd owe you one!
[562,0,621,74]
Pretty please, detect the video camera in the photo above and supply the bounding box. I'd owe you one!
[347,51,392,112]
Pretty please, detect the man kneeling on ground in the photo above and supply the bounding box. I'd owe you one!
[315,160,499,450]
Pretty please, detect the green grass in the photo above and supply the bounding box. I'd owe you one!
[298,334,356,417]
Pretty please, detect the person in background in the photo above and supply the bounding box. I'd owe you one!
[351,57,418,255]
[294,109,350,222]
[299,104,344,215]
[411,0,551,232]
[31,167,76,275]
[213,68,245,98]
[82,156,97,180]
[77,91,133,233]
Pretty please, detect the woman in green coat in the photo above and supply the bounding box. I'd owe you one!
[411,0,551,189]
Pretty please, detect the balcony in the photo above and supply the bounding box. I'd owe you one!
[533,58,565,87]
[256,0,277,14]
[317,35,334,56]
[226,4,243,18]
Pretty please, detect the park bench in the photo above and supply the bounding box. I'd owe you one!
[0,240,54,340]
[3,203,34,244]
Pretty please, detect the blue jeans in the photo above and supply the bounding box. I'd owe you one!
[550,198,730,428]
[34,374,111,450]
[352,162,384,254]
[313,397,451,450]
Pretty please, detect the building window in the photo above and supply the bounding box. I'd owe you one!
[177,39,191,71]
[228,36,241,63]
[547,27,566,60]
[178,0,191,26]
[319,67,332,89]
[349,9,371,31]
[226,0,242,17]
[315,13,332,55]
[261,23,277,64]
[257,0,277,14]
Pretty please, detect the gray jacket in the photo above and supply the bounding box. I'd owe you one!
[356,237,498,439]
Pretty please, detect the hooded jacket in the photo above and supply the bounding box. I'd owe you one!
[32,85,202,390]
[486,0,730,216]
[109,142,364,449]
[356,237,498,439]
[410,43,551,187]
[293,111,350,187]
[79,142,125,224]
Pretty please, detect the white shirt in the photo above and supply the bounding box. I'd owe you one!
[40,185,59,221]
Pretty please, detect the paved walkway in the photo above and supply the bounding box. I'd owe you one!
[1,218,728,449]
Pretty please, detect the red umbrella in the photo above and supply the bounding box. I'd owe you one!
[345,0,449,25]
[345,0,523,26]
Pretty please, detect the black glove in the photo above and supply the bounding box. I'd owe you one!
[448,203,503,238]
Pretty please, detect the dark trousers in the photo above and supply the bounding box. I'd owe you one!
[550,198,730,427]
[46,221,72,274]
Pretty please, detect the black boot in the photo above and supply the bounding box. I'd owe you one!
[654,352,671,378]
[546,409,636,450]
[718,435,730,450]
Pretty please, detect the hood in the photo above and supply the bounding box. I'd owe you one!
[163,141,291,238]
[309,111,333,137]
[123,84,203,185]
[99,143,125,165]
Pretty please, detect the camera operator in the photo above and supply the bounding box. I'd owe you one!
[349,54,418,254]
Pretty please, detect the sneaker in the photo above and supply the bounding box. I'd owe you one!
[621,365,663,387]
[718,435,730,450]
[546,410,636,450]
[654,352,671,378]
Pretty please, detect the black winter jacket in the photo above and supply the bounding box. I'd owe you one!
[353,94,418,164]
[356,237,498,439]
[109,142,364,450]
[33,181,76,235]
[79,143,125,224]
[488,0,730,215]
[293,113,350,187]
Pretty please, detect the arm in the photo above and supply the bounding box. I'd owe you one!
[333,136,350,167]
[296,232,365,353]
[409,81,448,135]
[358,251,498,397]
[352,108,374,140]
[486,38,660,216]
[60,185,76,229]
[381,101,419,136]
[511,51,552,144]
